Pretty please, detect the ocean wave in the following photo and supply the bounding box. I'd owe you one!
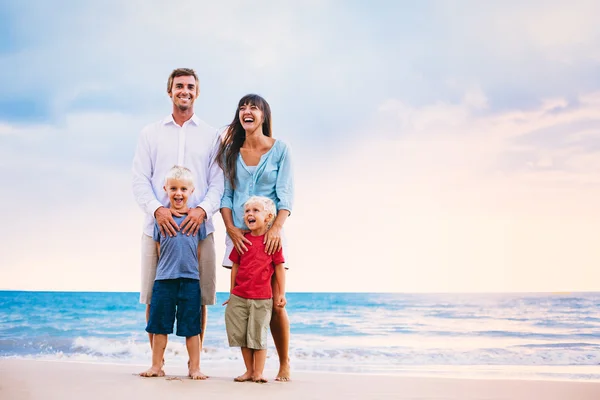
[3,291,600,380]
[4,335,600,368]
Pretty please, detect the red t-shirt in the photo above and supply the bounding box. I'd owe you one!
[229,233,285,300]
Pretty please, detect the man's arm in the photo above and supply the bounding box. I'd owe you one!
[181,131,225,236]
[132,128,179,237]
[198,130,226,219]
[132,128,163,216]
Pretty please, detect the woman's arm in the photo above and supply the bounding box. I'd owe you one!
[264,210,290,255]
[221,207,252,254]
[265,143,294,254]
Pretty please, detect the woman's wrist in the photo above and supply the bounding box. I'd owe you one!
[270,221,284,230]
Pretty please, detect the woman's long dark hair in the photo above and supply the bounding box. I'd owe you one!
[216,94,272,189]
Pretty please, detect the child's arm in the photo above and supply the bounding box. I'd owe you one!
[222,263,239,305]
[155,242,160,259]
[274,263,286,308]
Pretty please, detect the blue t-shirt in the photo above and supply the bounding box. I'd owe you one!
[153,215,206,281]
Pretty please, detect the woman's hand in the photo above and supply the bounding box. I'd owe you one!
[264,224,282,255]
[227,225,252,254]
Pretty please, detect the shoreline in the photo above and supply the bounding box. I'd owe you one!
[2,359,600,400]
[4,356,600,383]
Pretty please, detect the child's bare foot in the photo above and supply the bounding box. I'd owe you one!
[274,361,291,382]
[234,372,253,382]
[253,374,268,383]
[139,367,165,378]
[188,368,208,380]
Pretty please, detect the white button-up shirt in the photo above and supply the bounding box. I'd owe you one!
[132,114,224,237]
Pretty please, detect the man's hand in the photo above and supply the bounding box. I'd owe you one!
[227,225,252,254]
[154,207,179,237]
[180,207,207,236]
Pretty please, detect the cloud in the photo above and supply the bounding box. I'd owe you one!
[289,88,600,292]
[3,1,600,139]
[2,1,600,292]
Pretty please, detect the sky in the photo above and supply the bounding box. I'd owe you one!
[1,0,600,293]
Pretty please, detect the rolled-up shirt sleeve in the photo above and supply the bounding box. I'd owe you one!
[197,130,225,218]
[275,143,294,214]
[220,173,234,210]
[132,128,162,217]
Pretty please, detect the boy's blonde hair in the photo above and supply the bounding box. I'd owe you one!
[244,196,276,226]
[164,165,194,186]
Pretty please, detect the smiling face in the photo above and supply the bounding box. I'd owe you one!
[239,102,264,133]
[244,201,273,235]
[168,75,198,112]
[164,177,194,213]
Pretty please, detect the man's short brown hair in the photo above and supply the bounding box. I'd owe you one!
[167,68,199,95]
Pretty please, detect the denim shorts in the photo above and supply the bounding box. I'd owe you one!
[146,278,201,337]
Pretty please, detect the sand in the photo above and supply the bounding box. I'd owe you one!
[1,359,600,400]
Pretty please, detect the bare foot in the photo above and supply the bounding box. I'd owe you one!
[253,375,268,383]
[234,372,253,382]
[274,362,291,382]
[188,368,208,380]
[139,367,165,378]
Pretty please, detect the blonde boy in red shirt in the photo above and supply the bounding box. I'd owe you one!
[223,196,286,383]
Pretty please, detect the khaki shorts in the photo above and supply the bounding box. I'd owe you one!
[222,229,289,268]
[225,294,272,350]
[139,233,216,306]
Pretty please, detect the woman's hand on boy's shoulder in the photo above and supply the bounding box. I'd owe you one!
[264,225,282,255]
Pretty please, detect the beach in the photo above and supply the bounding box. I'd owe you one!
[3,291,600,399]
[2,359,600,400]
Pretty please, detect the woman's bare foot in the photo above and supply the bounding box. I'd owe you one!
[274,362,291,382]
[253,374,268,383]
[139,367,165,378]
[188,368,208,380]
[234,371,253,382]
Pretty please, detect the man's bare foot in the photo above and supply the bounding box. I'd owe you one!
[253,375,268,383]
[188,368,208,380]
[139,367,165,378]
[234,372,253,382]
[275,362,291,382]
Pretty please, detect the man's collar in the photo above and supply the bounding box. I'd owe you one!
[162,113,199,126]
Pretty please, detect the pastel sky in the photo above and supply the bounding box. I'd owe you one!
[1,1,600,293]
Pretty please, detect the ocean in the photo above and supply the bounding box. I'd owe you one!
[1,291,600,381]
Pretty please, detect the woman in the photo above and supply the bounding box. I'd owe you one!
[217,94,294,381]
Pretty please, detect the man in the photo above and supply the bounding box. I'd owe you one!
[132,68,224,378]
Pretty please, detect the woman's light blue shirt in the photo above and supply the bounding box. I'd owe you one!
[220,140,294,229]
